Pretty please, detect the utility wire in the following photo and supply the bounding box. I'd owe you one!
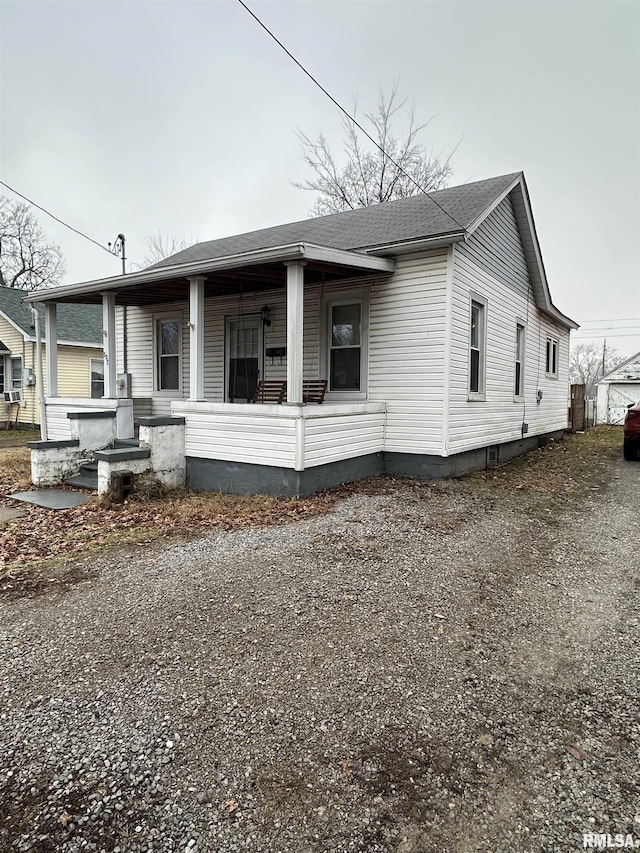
[0,179,116,258]
[236,0,466,231]
[571,332,640,339]
[577,316,640,322]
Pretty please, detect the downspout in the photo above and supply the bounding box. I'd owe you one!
[31,339,35,430]
[31,306,47,440]
[123,307,128,374]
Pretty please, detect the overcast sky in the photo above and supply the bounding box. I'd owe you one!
[1,0,639,355]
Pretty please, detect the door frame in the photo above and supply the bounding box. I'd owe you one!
[224,313,264,403]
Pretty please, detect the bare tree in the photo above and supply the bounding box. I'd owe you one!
[0,197,65,290]
[139,232,196,268]
[293,84,455,216]
[569,341,622,397]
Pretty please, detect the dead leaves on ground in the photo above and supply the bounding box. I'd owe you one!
[0,489,338,576]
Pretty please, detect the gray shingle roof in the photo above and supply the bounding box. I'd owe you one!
[0,286,102,344]
[151,173,521,269]
[0,339,10,353]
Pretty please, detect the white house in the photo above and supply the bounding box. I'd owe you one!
[596,351,640,424]
[25,172,577,496]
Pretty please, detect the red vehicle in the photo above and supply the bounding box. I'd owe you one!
[623,401,640,460]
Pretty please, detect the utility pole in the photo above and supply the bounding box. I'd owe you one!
[602,338,606,378]
[108,233,126,275]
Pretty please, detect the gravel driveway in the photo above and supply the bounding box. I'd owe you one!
[1,453,639,853]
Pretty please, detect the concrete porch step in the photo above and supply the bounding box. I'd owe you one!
[114,438,140,448]
[65,462,98,491]
[64,474,98,491]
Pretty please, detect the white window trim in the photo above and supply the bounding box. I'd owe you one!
[468,294,487,401]
[321,290,369,401]
[153,312,183,396]
[10,355,23,391]
[545,336,559,379]
[90,357,105,399]
[514,321,526,401]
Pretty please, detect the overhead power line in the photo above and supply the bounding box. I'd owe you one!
[235,0,466,231]
[0,179,117,259]
[571,332,640,339]
[577,317,640,324]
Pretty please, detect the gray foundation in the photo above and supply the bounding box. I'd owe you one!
[187,453,384,498]
[186,430,566,496]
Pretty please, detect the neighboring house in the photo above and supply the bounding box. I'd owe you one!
[0,285,103,428]
[596,351,640,425]
[25,172,578,495]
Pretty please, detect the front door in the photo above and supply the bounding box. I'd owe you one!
[226,316,261,402]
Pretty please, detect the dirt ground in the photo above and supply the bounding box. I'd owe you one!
[0,433,638,853]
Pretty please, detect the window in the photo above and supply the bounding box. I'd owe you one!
[10,357,22,391]
[545,337,559,378]
[329,301,362,391]
[469,299,486,397]
[155,317,181,391]
[90,358,105,398]
[0,359,4,394]
[514,323,525,398]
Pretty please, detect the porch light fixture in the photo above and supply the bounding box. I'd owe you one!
[260,304,271,327]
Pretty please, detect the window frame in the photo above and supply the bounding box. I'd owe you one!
[10,356,23,391]
[468,295,487,401]
[0,357,4,394]
[514,322,526,400]
[90,357,105,399]
[153,313,183,395]
[545,336,559,379]
[322,291,369,401]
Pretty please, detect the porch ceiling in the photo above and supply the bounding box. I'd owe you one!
[24,244,395,307]
[56,261,382,307]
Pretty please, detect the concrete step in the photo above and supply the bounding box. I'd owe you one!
[64,474,98,491]
[114,438,140,448]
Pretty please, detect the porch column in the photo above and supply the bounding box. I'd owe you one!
[285,261,305,404]
[44,302,58,397]
[188,275,206,401]
[102,292,117,398]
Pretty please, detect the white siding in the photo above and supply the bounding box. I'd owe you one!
[369,250,449,454]
[172,401,385,470]
[304,409,386,467]
[45,397,119,441]
[448,197,570,454]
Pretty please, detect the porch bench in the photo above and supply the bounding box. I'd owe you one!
[251,380,287,404]
[302,379,327,405]
[251,379,328,404]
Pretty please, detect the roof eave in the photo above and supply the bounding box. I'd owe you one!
[24,243,395,304]
[365,231,466,256]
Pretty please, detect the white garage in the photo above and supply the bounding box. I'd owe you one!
[596,351,640,424]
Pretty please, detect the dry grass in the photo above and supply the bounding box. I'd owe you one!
[463,426,623,517]
[0,428,39,449]
[0,446,32,492]
[0,427,624,576]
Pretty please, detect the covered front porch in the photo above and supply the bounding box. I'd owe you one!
[25,243,394,495]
